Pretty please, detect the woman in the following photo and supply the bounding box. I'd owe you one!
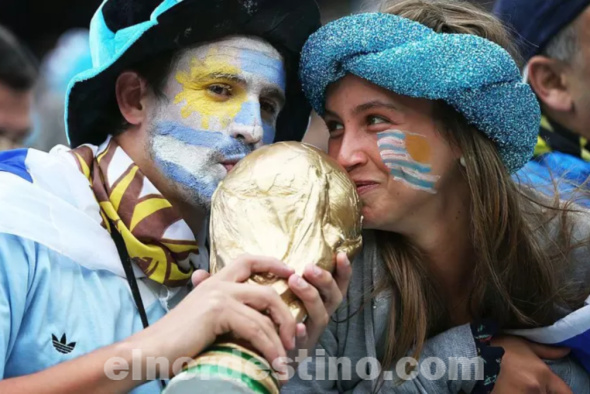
[285,1,590,392]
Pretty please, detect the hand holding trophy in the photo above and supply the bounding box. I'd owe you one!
[165,142,363,393]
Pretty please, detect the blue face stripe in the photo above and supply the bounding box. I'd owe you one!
[239,49,287,90]
[234,101,261,127]
[155,122,251,159]
[389,168,436,190]
[262,122,276,144]
[378,131,406,140]
[0,149,32,183]
[383,159,432,174]
[154,157,218,200]
[378,144,406,153]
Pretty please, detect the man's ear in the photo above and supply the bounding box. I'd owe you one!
[527,55,573,113]
[115,71,149,126]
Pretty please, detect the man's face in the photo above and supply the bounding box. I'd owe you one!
[148,36,286,207]
[0,83,32,151]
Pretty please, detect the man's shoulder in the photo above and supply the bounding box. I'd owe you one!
[0,147,124,277]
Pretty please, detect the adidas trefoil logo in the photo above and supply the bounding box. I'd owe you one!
[52,334,76,354]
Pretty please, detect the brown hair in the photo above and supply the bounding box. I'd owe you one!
[374,0,589,371]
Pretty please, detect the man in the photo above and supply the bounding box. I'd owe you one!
[494,0,590,204]
[0,1,351,392]
[0,24,37,151]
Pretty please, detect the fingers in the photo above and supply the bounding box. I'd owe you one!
[528,342,571,360]
[288,274,329,330]
[215,255,294,283]
[191,270,210,287]
[230,303,288,373]
[300,256,351,316]
[334,252,352,299]
[229,283,297,352]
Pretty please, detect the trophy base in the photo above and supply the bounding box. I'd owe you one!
[163,343,280,394]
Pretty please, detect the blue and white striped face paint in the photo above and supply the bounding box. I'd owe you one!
[149,36,286,207]
[377,130,440,194]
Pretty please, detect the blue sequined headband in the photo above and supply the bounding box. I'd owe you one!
[299,13,541,173]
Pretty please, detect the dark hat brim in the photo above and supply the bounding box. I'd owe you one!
[66,0,320,148]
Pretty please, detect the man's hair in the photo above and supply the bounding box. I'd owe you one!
[99,49,182,137]
[541,21,579,63]
[0,24,37,91]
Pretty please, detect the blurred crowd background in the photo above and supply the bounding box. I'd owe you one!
[0,0,522,153]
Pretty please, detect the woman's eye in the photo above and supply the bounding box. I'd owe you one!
[368,116,388,125]
[326,121,344,132]
[207,84,232,98]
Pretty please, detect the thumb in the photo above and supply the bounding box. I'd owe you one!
[528,342,571,360]
[191,270,211,287]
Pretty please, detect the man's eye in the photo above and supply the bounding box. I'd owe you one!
[260,100,277,116]
[207,84,232,98]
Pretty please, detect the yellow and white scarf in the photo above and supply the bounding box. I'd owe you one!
[70,138,198,286]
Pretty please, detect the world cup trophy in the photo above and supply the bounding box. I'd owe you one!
[164,142,363,393]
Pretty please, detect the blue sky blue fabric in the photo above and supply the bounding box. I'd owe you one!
[300,13,540,174]
[0,149,32,183]
[493,0,590,61]
[0,233,165,393]
[515,152,590,208]
[558,331,590,372]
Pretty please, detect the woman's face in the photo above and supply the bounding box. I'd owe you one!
[324,75,465,233]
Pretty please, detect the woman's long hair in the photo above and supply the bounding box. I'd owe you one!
[375,0,590,371]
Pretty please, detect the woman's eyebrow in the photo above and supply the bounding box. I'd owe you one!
[323,108,341,119]
[353,100,400,115]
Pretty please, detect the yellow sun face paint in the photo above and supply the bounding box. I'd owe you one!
[404,132,432,164]
[174,47,248,130]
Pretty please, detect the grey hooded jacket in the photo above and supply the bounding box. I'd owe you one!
[283,224,590,393]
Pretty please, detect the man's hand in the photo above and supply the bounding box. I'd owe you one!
[133,255,299,378]
[492,336,572,394]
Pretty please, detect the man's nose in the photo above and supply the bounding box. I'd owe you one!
[230,101,263,144]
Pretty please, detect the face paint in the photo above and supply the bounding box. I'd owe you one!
[150,121,252,206]
[377,130,440,193]
[171,37,286,145]
[149,37,286,208]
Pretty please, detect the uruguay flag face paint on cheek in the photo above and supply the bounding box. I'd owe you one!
[377,130,440,194]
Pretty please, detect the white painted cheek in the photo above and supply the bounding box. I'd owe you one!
[152,134,222,180]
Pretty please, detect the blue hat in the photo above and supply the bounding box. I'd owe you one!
[493,0,590,62]
[65,0,320,148]
[300,13,540,173]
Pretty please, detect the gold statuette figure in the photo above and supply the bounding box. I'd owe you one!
[165,142,362,393]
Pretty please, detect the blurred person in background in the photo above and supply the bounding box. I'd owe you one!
[494,0,590,205]
[28,29,92,151]
[0,25,37,151]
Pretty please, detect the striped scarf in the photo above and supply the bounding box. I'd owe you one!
[70,138,197,286]
[535,115,590,161]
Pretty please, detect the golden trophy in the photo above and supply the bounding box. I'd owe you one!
[164,142,362,393]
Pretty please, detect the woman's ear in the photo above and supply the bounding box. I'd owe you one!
[527,56,573,113]
[115,71,149,126]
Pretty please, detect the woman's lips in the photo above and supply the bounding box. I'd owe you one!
[354,181,379,195]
